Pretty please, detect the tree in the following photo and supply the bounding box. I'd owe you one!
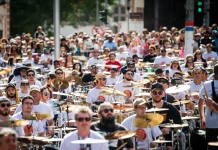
[10,0,115,37]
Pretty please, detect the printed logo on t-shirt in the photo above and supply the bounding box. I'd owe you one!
[124,90,132,98]
[120,57,125,61]
[24,124,33,136]
[132,49,137,54]
[160,62,166,65]
[97,96,105,102]
[136,129,147,141]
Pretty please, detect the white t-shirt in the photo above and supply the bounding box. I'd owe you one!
[114,81,140,103]
[106,76,118,85]
[22,58,33,66]
[121,114,162,149]
[0,117,24,136]
[129,46,141,58]
[60,130,109,150]
[117,73,142,82]
[168,69,181,78]
[154,56,172,66]
[203,51,218,61]
[12,112,44,136]
[116,53,128,61]
[199,80,218,128]
[14,102,54,127]
[29,80,43,89]
[86,57,104,67]
[40,54,52,62]
[86,87,113,103]
[10,76,27,89]
[187,81,203,103]
[18,92,29,99]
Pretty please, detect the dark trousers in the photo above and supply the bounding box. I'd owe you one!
[206,128,218,150]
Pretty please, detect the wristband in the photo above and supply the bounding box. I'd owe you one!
[210,101,214,109]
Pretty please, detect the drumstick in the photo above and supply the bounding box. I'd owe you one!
[203,82,208,99]
[116,142,127,150]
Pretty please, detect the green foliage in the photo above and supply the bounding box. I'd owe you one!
[10,0,115,37]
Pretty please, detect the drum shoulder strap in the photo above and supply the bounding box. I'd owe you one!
[211,80,218,103]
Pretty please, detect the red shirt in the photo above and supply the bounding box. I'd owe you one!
[105,61,122,72]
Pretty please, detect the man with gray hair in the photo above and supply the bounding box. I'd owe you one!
[0,128,18,150]
[60,106,109,150]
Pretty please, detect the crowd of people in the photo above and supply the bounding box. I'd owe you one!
[0,24,218,150]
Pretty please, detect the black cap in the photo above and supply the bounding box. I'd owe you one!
[157,77,169,85]
[110,68,117,72]
[155,68,163,74]
[123,69,133,75]
[171,77,183,85]
[132,54,139,59]
[90,65,97,70]
[150,82,164,91]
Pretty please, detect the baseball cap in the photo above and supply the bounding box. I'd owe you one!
[133,98,147,108]
[127,61,135,66]
[171,77,183,85]
[90,65,98,70]
[157,77,169,85]
[6,83,16,90]
[0,97,11,104]
[155,68,163,75]
[150,82,164,91]
[95,72,106,81]
[30,85,40,93]
[110,68,117,72]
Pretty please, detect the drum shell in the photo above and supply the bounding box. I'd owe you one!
[190,129,207,150]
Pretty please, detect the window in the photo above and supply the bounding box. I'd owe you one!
[121,6,126,14]
[114,16,118,22]
[114,7,119,14]
[121,16,126,21]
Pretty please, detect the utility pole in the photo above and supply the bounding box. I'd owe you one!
[127,0,130,31]
[96,0,99,25]
[105,0,108,27]
[54,0,60,60]
[185,0,194,56]
[154,0,159,31]
[205,0,210,27]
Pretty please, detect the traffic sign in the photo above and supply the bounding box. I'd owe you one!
[130,13,143,19]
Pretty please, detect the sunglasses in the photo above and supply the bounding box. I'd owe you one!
[158,80,167,84]
[128,66,135,68]
[161,50,166,53]
[21,83,29,86]
[27,74,35,77]
[46,78,50,80]
[76,117,91,122]
[102,108,114,113]
[152,91,163,95]
[126,73,133,76]
[56,72,63,75]
[173,63,179,65]
[1,103,10,108]
[100,78,107,81]
[93,52,99,53]
[43,93,49,96]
